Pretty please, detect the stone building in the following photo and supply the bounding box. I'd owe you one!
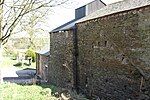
[49,0,106,88]
[49,0,150,99]
[76,0,150,99]
[36,48,49,81]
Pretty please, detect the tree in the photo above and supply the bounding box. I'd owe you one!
[0,0,69,63]
[20,11,48,50]
[0,0,69,44]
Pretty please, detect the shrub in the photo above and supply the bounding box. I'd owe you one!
[26,48,36,62]
[13,62,22,67]
[10,52,18,60]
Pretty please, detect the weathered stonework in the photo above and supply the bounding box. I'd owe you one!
[49,30,74,88]
[48,5,150,99]
[36,54,49,81]
[76,6,150,99]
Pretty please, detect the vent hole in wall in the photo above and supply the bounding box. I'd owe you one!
[104,41,107,47]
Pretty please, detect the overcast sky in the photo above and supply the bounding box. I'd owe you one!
[45,0,123,31]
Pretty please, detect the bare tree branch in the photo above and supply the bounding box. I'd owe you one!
[0,0,5,5]
[1,0,35,41]
[0,0,69,43]
[1,4,25,41]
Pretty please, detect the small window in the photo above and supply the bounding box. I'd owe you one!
[85,75,88,87]
[104,41,107,47]
[98,42,100,46]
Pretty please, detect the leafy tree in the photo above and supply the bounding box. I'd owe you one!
[20,13,48,50]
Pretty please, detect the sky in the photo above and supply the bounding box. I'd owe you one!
[46,0,123,31]
[2,0,123,62]
[11,0,123,38]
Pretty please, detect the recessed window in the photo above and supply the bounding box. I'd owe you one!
[85,76,88,84]
[104,41,107,47]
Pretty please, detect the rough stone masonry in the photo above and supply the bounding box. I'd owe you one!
[49,30,74,88]
[76,5,150,99]
[48,5,150,100]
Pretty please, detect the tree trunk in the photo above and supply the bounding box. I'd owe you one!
[0,43,2,64]
[0,0,3,65]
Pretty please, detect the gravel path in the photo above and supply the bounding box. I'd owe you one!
[0,67,36,84]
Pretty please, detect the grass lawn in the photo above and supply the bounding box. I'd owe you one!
[1,56,36,69]
[0,83,57,100]
[1,57,17,68]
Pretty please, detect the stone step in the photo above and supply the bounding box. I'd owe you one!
[3,77,35,84]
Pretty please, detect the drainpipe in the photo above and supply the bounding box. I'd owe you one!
[72,25,79,93]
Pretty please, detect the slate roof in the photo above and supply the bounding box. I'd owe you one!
[36,47,50,56]
[78,0,150,23]
[50,19,78,33]
[50,0,106,33]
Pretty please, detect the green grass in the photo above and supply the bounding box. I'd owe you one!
[1,56,36,69]
[0,83,57,100]
[1,57,17,68]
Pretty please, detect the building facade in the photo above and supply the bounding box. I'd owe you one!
[48,0,106,88]
[36,50,49,81]
[48,0,150,99]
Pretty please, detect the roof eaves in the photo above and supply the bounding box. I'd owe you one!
[50,18,79,33]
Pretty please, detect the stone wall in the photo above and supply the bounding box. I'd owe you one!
[36,54,49,81]
[49,30,74,88]
[40,55,49,81]
[76,6,150,99]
